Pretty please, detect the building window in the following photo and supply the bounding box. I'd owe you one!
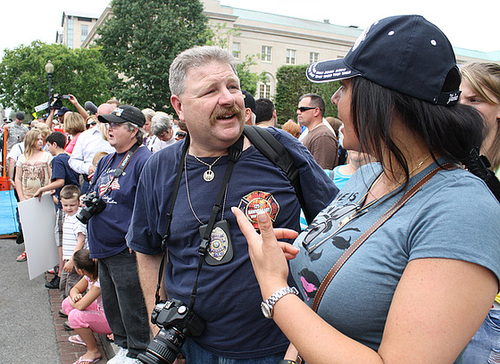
[261,46,272,62]
[310,52,319,64]
[81,25,88,42]
[286,49,296,65]
[232,42,240,59]
[259,79,271,99]
[67,17,74,48]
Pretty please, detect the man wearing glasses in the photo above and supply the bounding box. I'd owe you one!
[87,105,152,363]
[297,93,339,169]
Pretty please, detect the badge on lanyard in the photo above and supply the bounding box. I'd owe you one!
[199,219,233,266]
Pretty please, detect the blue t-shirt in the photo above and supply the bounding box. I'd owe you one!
[88,145,151,259]
[291,161,500,354]
[127,128,338,358]
[51,153,80,207]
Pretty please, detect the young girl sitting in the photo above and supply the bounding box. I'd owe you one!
[61,249,111,364]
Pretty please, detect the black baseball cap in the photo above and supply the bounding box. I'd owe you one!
[98,105,145,127]
[306,15,461,106]
[56,107,70,117]
[242,90,256,113]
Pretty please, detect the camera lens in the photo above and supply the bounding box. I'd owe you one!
[137,327,185,364]
[76,208,92,224]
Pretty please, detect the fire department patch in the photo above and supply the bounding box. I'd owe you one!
[238,191,280,229]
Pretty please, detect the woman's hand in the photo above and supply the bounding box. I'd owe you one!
[232,207,299,300]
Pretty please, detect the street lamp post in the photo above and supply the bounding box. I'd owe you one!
[45,60,54,106]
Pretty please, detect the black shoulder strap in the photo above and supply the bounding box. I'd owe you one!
[243,125,312,224]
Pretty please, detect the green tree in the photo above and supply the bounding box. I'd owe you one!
[0,41,114,116]
[236,55,265,96]
[275,64,340,125]
[97,0,209,112]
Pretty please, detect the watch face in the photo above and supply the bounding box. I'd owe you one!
[261,302,272,319]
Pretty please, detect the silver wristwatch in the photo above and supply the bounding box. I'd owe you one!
[261,286,299,319]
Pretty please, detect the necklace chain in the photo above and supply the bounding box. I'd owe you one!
[185,155,227,225]
[340,154,432,227]
[305,154,433,253]
[192,155,222,182]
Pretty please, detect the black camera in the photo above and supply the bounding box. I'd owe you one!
[76,192,106,224]
[138,299,205,364]
[50,93,70,110]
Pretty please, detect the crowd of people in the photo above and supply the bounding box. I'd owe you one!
[1,13,499,364]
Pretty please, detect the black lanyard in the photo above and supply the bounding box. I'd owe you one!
[89,142,140,196]
[155,135,244,310]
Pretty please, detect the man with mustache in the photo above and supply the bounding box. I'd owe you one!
[127,46,337,363]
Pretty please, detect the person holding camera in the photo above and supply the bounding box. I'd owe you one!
[127,46,337,363]
[85,105,152,363]
[69,103,115,193]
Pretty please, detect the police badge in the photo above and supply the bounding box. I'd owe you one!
[199,220,233,266]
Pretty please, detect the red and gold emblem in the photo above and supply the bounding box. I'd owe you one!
[238,191,280,229]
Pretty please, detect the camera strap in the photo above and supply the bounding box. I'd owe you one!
[155,135,244,308]
[88,142,140,195]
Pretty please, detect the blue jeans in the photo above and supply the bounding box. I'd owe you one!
[182,339,286,364]
[462,309,500,363]
[99,249,150,358]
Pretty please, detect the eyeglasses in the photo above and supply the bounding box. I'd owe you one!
[175,131,187,138]
[106,122,123,129]
[297,106,316,112]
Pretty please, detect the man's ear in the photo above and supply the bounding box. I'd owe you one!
[171,95,184,121]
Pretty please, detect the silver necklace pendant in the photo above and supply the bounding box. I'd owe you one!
[203,168,215,182]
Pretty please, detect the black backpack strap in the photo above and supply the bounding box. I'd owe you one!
[243,125,312,224]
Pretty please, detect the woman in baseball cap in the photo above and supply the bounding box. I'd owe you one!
[233,15,500,363]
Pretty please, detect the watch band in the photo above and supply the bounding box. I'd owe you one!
[261,286,299,319]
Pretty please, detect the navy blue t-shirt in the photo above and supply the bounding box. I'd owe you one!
[51,153,80,207]
[127,128,337,358]
[88,145,151,259]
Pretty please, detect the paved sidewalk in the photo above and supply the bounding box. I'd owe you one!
[0,237,115,364]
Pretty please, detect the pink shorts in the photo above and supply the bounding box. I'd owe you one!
[62,297,111,334]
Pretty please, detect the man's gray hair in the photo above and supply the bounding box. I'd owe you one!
[151,112,172,136]
[124,122,145,144]
[169,46,238,96]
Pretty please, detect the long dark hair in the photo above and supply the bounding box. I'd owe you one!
[350,77,484,184]
[73,249,98,281]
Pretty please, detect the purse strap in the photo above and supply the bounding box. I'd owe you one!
[311,163,458,312]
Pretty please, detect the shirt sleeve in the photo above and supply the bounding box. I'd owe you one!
[69,133,89,175]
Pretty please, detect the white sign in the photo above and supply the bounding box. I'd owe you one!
[34,102,49,113]
[18,194,58,280]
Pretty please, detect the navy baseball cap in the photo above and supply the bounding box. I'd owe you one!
[98,105,145,127]
[306,15,461,106]
[242,90,256,113]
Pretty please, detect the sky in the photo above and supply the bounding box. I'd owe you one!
[0,0,498,58]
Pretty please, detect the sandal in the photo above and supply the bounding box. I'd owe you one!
[73,356,100,364]
[63,321,73,331]
[69,334,86,346]
[59,309,68,318]
[16,251,27,262]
